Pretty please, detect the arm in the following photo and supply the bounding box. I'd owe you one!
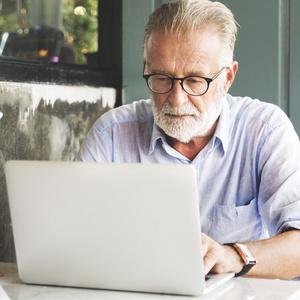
[202,230,300,279]
[74,121,113,162]
[204,105,300,279]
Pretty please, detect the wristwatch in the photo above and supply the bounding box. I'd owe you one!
[226,243,256,277]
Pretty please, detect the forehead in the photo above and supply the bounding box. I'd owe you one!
[145,30,222,75]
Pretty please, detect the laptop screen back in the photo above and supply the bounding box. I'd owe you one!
[5,161,205,295]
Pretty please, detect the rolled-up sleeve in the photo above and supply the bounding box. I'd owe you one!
[258,118,300,236]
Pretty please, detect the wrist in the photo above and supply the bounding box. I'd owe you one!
[224,243,256,277]
[224,244,244,274]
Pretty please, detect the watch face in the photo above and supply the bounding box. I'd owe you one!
[234,243,256,265]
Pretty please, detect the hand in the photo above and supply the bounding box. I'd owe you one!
[201,233,244,275]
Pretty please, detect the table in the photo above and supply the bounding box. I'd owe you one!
[1,263,300,299]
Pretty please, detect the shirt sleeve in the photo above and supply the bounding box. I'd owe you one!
[257,115,300,236]
[73,122,113,162]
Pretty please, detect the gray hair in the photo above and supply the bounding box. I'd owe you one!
[143,0,238,66]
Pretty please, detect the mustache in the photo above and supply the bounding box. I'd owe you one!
[160,102,200,118]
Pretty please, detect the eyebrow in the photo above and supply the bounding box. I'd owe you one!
[149,70,209,78]
[145,62,208,77]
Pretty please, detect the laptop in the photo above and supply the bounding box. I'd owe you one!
[5,160,234,296]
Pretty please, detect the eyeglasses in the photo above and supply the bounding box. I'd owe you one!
[143,65,226,96]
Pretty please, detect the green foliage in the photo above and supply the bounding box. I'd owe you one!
[62,0,98,64]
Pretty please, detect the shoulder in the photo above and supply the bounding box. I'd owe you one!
[93,99,153,130]
[226,94,291,130]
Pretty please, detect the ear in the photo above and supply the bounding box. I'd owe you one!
[223,61,238,95]
[142,59,149,74]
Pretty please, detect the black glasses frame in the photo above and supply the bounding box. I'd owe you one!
[143,65,226,96]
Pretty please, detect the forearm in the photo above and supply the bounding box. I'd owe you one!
[243,230,300,279]
[203,230,300,279]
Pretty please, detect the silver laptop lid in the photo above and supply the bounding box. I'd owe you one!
[6,161,205,295]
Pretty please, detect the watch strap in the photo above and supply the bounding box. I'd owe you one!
[234,262,255,277]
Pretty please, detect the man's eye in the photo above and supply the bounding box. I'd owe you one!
[154,76,169,82]
[186,77,203,84]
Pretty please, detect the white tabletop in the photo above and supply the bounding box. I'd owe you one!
[1,263,300,300]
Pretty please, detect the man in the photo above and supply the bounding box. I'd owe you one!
[75,0,300,279]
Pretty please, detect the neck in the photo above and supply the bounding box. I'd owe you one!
[167,136,212,161]
[166,120,218,161]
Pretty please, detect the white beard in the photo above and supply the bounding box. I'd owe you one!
[151,90,224,144]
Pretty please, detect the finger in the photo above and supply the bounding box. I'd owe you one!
[203,250,217,275]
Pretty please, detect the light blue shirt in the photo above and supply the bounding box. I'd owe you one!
[75,94,300,244]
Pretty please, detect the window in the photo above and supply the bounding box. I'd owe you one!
[0,0,98,65]
[0,0,122,106]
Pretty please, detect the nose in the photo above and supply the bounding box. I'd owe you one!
[168,80,189,107]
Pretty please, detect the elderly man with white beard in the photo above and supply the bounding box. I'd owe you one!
[74,0,300,280]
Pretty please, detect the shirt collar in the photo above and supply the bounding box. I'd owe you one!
[148,121,165,155]
[213,96,230,156]
[148,96,230,156]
